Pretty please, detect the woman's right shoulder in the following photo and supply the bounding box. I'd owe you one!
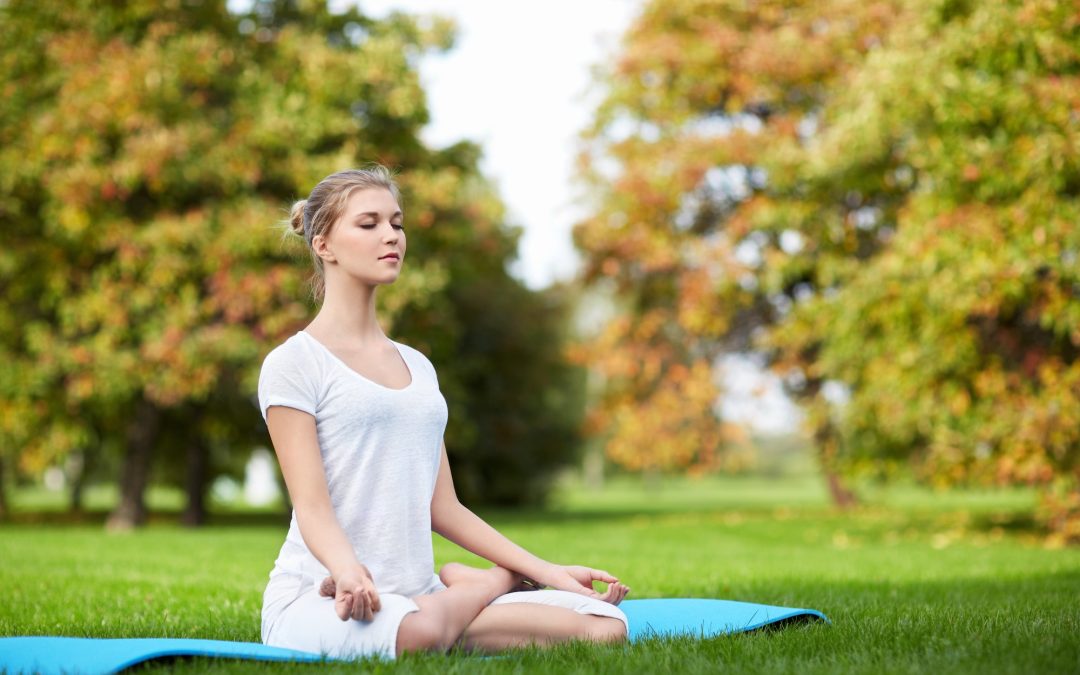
[258,332,323,421]
[260,332,316,371]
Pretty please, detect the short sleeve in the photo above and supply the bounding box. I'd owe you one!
[400,342,439,387]
[258,342,318,422]
[419,351,439,386]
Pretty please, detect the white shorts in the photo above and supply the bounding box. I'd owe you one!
[261,573,628,660]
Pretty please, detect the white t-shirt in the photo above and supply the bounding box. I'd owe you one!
[257,330,448,596]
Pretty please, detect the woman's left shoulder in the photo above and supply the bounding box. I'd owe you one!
[395,341,439,379]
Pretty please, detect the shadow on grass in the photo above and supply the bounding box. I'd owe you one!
[0,503,1050,540]
[1,508,293,528]
[968,510,1040,534]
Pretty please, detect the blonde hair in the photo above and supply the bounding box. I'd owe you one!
[287,165,401,303]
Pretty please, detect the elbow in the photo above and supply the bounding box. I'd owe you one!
[430,497,463,536]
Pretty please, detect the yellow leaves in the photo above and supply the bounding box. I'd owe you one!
[1038,475,1080,545]
[0,2,539,498]
[140,324,184,364]
[56,204,90,237]
[17,420,90,474]
[590,0,1080,539]
[677,267,729,337]
[948,389,971,416]
[602,357,729,473]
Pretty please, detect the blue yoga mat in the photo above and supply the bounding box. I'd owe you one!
[0,598,827,674]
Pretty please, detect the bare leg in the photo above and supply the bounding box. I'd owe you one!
[395,563,520,656]
[457,602,627,653]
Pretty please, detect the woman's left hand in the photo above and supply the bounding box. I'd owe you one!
[534,565,630,605]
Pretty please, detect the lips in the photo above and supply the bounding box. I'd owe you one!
[379,252,400,260]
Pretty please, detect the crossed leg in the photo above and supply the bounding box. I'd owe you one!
[319,563,627,657]
[394,564,519,656]
[395,562,626,656]
[457,602,627,652]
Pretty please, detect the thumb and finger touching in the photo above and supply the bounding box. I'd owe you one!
[328,570,382,621]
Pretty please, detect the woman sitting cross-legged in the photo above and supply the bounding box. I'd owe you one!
[258,166,629,659]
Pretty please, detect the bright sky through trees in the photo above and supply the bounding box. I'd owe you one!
[356,0,639,290]
[353,0,799,435]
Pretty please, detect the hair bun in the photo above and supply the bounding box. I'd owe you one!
[289,199,308,238]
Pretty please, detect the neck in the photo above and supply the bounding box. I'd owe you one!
[309,274,384,344]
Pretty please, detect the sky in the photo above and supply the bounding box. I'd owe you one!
[352,0,803,436]
[355,0,640,290]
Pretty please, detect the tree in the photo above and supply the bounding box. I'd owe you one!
[764,0,1080,540]
[573,0,903,491]
[575,0,1080,539]
[0,0,582,523]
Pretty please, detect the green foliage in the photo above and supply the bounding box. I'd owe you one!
[764,0,1080,540]
[0,0,581,510]
[576,0,1080,539]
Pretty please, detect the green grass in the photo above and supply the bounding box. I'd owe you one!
[1,473,1078,674]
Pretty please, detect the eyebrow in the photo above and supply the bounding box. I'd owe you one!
[353,211,403,219]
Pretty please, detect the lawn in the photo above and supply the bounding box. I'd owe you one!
[1,472,1078,674]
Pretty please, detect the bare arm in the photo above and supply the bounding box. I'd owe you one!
[265,405,381,620]
[430,440,629,603]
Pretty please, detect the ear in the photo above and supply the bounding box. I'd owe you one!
[312,234,337,264]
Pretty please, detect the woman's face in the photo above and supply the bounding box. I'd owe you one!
[319,187,406,286]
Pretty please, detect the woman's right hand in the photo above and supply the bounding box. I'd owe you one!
[319,564,381,621]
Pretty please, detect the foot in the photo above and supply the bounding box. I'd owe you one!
[438,562,521,596]
[319,575,336,597]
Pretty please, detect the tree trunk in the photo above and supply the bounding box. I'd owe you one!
[68,449,88,515]
[815,419,858,508]
[107,399,161,530]
[825,469,858,508]
[181,440,209,527]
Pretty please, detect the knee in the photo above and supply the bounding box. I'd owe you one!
[396,613,449,655]
[584,616,628,644]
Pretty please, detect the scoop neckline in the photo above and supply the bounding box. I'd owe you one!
[297,330,415,392]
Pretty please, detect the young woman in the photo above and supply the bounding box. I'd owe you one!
[257,167,629,659]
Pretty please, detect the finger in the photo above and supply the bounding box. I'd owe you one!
[360,590,374,621]
[354,587,367,617]
[591,568,618,583]
[335,591,352,621]
[602,582,625,605]
[614,584,628,605]
[598,584,616,603]
[352,590,368,622]
[359,590,374,622]
[370,587,382,613]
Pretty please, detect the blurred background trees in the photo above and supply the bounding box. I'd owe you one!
[0,0,580,526]
[2,0,1076,543]
[574,0,1079,540]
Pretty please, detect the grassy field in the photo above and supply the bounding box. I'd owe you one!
[1,473,1078,674]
